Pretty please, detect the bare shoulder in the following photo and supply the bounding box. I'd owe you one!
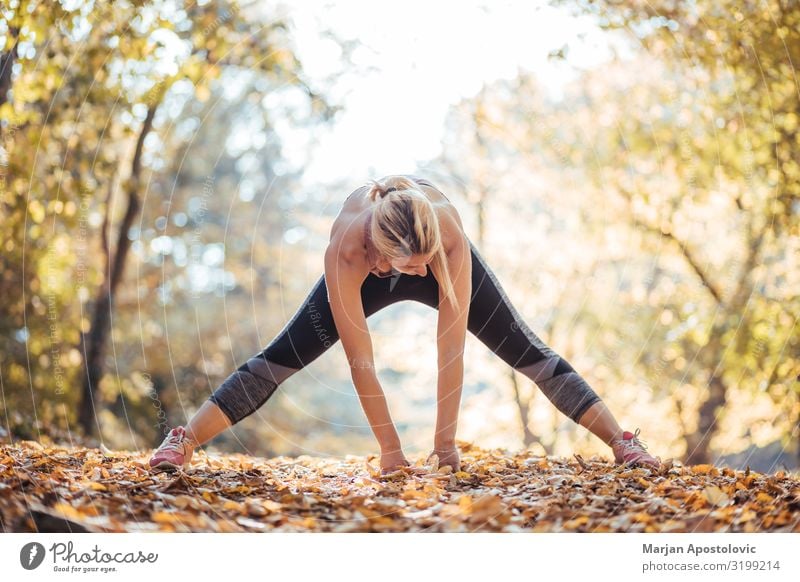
[327,222,366,267]
[436,205,467,255]
[326,186,370,267]
[326,178,465,262]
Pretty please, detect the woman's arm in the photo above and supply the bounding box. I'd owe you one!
[431,211,473,451]
[323,239,405,460]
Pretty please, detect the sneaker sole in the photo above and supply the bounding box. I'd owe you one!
[617,460,660,470]
[149,460,190,472]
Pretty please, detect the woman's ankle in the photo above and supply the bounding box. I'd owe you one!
[607,429,624,446]
[183,427,202,449]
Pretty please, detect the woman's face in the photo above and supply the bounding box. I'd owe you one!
[389,252,435,277]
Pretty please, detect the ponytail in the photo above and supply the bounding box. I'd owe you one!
[366,176,417,202]
[364,176,459,312]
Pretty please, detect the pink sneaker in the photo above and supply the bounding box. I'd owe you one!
[611,428,661,470]
[148,426,197,471]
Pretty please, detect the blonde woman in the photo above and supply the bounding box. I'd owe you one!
[149,175,660,474]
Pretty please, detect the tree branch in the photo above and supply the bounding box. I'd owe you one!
[653,221,725,306]
[109,103,156,293]
[616,184,724,305]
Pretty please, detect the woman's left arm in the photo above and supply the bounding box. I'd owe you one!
[432,210,472,451]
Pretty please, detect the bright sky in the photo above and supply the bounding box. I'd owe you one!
[270,0,619,186]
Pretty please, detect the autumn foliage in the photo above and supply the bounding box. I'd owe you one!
[2,440,798,533]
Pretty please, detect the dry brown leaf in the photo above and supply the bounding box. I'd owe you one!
[2,442,798,533]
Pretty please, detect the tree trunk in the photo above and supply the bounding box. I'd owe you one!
[684,373,727,465]
[509,368,553,454]
[0,26,19,111]
[510,369,535,447]
[77,104,157,437]
[795,383,800,469]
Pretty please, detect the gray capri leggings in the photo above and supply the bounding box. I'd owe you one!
[208,238,601,426]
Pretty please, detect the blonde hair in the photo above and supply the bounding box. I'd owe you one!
[365,176,459,312]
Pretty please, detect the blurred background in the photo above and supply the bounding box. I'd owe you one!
[1,0,798,472]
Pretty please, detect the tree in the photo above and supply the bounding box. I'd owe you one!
[549,0,800,463]
[0,0,337,441]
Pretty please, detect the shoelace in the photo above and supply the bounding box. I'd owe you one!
[159,429,196,453]
[617,428,650,453]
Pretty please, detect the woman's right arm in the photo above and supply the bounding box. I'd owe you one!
[323,239,406,466]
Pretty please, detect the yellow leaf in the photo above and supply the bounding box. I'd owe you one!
[703,485,730,507]
[736,509,758,523]
[52,502,84,521]
[755,492,774,504]
[774,511,793,526]
[565,515,590,529]
[692,464,718,475]
[222,499,244,513]
[401,489,426,501]
[173,495,194,509]
[469,494,506,522]
[300,516,317,529]
[79,505,102,517]
[262,500,283,512]
[151,511,182,524]
[152,511,204,529]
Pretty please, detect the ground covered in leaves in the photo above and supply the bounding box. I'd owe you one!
[1,440,799,533]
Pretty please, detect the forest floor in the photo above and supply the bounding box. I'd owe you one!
[1,439,799,533]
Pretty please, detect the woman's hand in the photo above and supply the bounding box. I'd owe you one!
[427,447,461,472]
[380,448,411,475]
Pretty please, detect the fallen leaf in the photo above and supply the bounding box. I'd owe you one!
[704,485,730,507]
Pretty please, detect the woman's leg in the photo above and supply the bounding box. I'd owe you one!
[201,273,331,436]
[184,399,233,447]
[186,271,427,447]
[574,401,624,445]
[461,240,626,447]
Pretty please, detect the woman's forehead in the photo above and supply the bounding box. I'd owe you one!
[392,252,434,265]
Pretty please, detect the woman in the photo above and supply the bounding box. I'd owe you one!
[148,174,660,474]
